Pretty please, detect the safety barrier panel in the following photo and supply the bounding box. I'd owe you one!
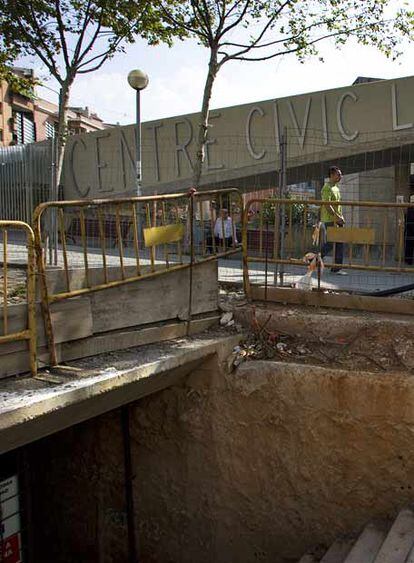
[242,198,414,297]
[0,221,37,376]
[33,188,243,364]
[3,194,414,375]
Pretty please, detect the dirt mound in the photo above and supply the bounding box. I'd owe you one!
[229,303,414,374]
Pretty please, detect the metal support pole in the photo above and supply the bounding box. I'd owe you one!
[277,127,287,286]
[128,69,148,195]
[48,137,58,266]
[317,235,322,292]
[53,137,58,266]
[187,193,195,336]
[265,219,269,302]
[135,90,142,196]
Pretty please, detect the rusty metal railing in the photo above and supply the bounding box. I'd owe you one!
[34,188,243,364]
[0,221,37,376]
[243,198,414,297]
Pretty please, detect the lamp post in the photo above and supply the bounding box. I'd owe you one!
[127,69,149,196]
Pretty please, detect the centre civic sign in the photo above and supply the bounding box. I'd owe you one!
[63,75,414,199]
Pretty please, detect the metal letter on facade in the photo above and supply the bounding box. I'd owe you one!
[119,127,136,189]
[70,138,91,198]
[94,131,112,192]
[321,95,328,146]
[287,97,312,149]
[391,83,413,131]
[246,106,266,160]
[146,122,164,181]
[273,101,280,154]
[337,91,359,142]
[174,118,194,177]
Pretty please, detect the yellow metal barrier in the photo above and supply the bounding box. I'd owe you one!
[144,223,185,247]
[0,221,37,376]
[33,188,243,364]
[326,226,375,245]
[243,198,414,297]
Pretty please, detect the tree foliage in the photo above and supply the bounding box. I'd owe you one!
[0,0,178,187]
[161,0,414,65]
[159,0,414,187]
[0,0,176,81]
[0,38,34,96]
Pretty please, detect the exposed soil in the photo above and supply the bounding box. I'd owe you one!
[218,287,414,374]
[0,266,27,305]
[28,339,414,563]
[16,294,414,563]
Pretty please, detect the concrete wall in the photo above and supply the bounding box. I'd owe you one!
[25,354,414,562]
[63,76,414,197]
[0,260,218,378]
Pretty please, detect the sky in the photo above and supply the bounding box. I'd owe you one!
[29,33,414,126]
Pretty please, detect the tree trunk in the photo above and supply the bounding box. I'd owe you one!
[192,47,219,188]
[55,79,73,198]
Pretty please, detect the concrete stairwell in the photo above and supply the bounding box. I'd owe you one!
[298,508,414,563]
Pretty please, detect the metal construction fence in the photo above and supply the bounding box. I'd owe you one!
[33,188,243,364]
[0,140,56,224]
[242,198,414,297]
[0,221,37,376]
[5,188,414,376]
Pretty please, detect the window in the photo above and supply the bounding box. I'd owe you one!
[45,120,56,139]
[14,112,23,144]
[22,113,36,143]
[13,111,36,144]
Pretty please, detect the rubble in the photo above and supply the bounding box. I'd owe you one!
[220,312,234,326]
[223,299,414,375]
[227,307,296,370]
[0,268,27,305]
[219,284,414,375]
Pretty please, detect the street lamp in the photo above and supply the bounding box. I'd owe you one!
[127,69,149,196]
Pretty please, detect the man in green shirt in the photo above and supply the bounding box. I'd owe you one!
[321,166,345,273]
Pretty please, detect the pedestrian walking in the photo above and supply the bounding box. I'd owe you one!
[321,166,346,274]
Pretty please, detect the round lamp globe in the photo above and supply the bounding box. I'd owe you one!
[127,69,149,91]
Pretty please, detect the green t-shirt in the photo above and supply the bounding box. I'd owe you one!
[321,182,342,223]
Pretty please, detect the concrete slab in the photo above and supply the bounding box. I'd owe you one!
[344,522,388,563]
[374,508,414,563]
[0,334,241,455]
[319,539,353,562]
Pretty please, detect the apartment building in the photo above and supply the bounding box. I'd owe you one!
[0,68,106,146]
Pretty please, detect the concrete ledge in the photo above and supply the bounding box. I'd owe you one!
[0,334,241,455]
[234,303,414,342]
[250,285,414,315]
[56,314,221,363]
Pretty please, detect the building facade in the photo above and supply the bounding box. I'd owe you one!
[0,68,105,147]
[61,74,414,203]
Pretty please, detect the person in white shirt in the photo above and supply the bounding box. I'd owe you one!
[214,208,237,250]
